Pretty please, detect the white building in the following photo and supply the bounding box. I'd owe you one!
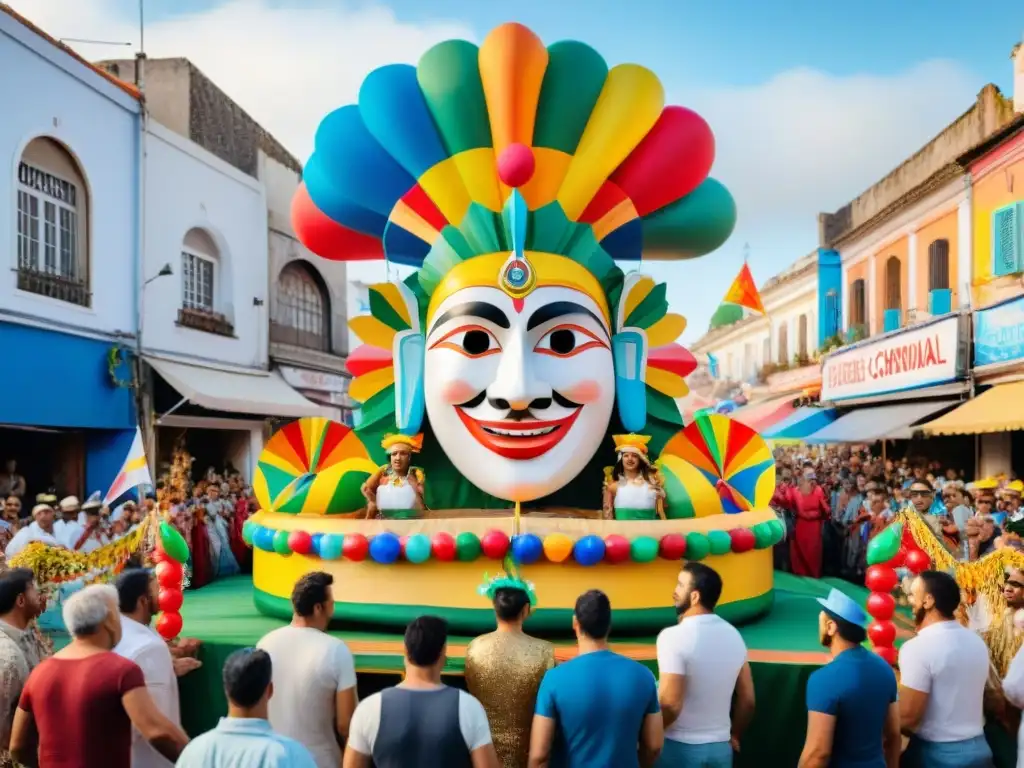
[689,253,819,392]
[0,6,141,499]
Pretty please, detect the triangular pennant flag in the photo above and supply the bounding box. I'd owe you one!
[103,427,153,506]
[722,263,766,315]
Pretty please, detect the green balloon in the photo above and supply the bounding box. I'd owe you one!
[242,520,257,546]
[767,519,786,545]
[685,532,710,561]
[455,532,481,562]
[752,523,774,549]
[707,530,732,556]
[630,536,659,563]
[272,529,291,555]
[158,522,190,563]
[866,523,902,566]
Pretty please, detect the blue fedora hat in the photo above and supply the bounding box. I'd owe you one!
[816,588,868,626]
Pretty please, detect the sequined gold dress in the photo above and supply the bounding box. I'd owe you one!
[465,630,555,768]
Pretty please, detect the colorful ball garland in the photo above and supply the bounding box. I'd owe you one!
[243,518,785,566]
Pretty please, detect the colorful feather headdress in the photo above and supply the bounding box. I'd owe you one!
[478,553,537,607]
[293,22,733,440]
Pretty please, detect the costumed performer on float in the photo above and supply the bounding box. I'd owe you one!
[361,434,426,519]
[602,434,665,521]
[466,558,553,768]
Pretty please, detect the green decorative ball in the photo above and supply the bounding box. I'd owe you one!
[752,523,774,549]
[630,536,659,563]
[272,529,292,555]
[241,520,257,547]
[767,519,786,545]
[455,532,481,561]
[158,522,190,564]
[685,532,710,561]
[707,530,732,556]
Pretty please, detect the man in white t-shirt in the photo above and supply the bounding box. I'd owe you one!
[344,615,498,768]
[257,571,358,768]
[656,562,755,767]
[898,570,994,768]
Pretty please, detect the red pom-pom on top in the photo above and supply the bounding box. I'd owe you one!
[497,143,535,188]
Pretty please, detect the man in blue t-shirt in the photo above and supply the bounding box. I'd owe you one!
[528,590,663,768]
[799,588,900,768]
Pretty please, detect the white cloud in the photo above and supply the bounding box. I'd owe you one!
[10,1,983,338]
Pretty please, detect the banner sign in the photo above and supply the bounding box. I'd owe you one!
[975,296,1024,367]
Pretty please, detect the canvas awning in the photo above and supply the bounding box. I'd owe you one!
[728,395,796,432]
[805,400,957,444]
[922,381,1024,436]
[763,407,838,441]
[146,356,325,419]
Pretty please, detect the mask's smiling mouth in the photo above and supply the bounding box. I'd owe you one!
[456,407,581,460]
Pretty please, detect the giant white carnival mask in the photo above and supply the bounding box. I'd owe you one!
[425,277,615,501]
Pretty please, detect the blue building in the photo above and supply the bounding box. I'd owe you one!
[0,7,141,503]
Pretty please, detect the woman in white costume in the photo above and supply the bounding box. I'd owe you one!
[602,434,666,521]
[361,434,426,520]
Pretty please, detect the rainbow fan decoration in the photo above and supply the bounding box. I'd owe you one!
[657,413,775,518]
[253,418,379,515]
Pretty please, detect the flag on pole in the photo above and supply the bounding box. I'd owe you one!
[707,353,720,379]
[103,427,152,506]
[721,263,766,315]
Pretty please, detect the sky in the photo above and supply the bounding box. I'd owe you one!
[10,0,1024,342]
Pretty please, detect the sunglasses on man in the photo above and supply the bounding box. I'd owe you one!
[909,489,933,497]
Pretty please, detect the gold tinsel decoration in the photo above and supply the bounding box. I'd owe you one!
[9,516,152,587]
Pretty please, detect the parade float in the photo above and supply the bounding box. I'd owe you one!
[241,20,784,634]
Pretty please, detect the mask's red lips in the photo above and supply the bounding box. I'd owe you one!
[456,408,581,460]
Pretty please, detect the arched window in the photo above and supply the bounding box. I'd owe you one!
[885,256,902,311]
[777,323,789,364]
[849,279,866,328]
[178,228,233,335]
[16,137,89,306]
[798,314,809,359]
[928,239,950,291]
[272,261,330,352]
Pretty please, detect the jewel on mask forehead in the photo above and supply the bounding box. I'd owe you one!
[499,252,535,299]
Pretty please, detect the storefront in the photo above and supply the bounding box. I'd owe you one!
[145,355,325,484]
[923,296,1024,476]
[807,313,970,445]
[0,321,137,502]
[277,365,354,425]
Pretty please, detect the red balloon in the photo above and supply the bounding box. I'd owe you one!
[868,620,896,648]
[480,530,510,560]
[342,533,369,561]
[865,565,898,593]
[728,528,757,553]
[287,530,313,556]
[155,560,184,589]
[158,588,184,613]
[604,535,631,564]
[888,546,907,568]
[658,534,687,560]
[905,548,931,574]
[431,532,456,561]
[902,527,917,550]
[874,645,898,666]
[866,592,896,621]
[156,611,183,640]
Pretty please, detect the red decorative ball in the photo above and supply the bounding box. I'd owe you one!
[497,143,535,188]
[868,620,896,648]
[888,546,907,568]
[604,535,631,564]
[866,592,896,621]
[480,529,510,560]
[287,530,313,556]
[902,527,917,550]
[342,533,369,562]
[155,560,184,589]
[874,645,898,666]
[158,588,184,614]
[905,548,931,574]
[156,611,183,640]
[865,564,898,593]
[658,534,687,560]
[728,528,756,553]
[431,532,457,561]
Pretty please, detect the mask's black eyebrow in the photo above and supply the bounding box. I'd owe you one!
[526,301,607,334]
[429,302,510,335]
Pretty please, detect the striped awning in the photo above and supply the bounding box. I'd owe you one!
[805,400,957,444]
[728,394,797,432]
[763,407,838,441]
[922,381,1024,435]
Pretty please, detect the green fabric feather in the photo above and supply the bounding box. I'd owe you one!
[369,287,411,332]
[624,282,668,328]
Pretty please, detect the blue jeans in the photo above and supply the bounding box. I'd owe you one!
[656,739,732,768]
[901,735,993,768]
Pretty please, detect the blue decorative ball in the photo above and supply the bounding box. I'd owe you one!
[573,535,606,567]
[253,527,275,552]
[318,533,344,561]
[511,533,543,565]
[311,533,324,557]
[369,532,402,564]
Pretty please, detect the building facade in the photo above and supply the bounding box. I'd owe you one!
[0,7,141,501]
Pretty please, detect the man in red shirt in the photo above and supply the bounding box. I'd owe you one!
[10,583,189,767]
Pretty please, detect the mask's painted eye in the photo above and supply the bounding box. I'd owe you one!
[534,325,607,357]
[429,326,501,358]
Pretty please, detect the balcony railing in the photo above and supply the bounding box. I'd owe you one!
[16,266,90,307]
[176,307,234,337]
[270,321,330,352]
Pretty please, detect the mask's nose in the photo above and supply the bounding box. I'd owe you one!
[484,332,551,411]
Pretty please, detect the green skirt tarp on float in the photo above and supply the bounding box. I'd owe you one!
[378,508,419,520]
[614,507,659,521]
